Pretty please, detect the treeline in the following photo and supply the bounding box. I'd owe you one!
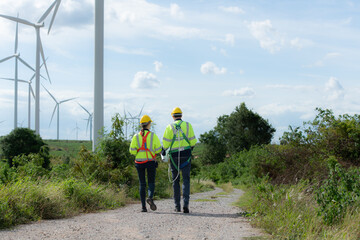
[194,103,360,239]
[0,114,213,229]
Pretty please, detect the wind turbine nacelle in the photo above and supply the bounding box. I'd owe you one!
[35,22,45,28]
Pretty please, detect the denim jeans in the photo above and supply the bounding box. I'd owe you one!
[171,161,191,208]
[136,164,156,208]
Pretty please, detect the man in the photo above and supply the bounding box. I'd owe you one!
[162,107,197,213]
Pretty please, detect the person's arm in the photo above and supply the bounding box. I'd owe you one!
[129,135,138,156]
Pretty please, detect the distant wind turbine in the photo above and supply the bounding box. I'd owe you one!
[1,60,48,129]
[0,15,35,129]
[0,0,62,135]
[127,104,145,136]
[78,103,93,142]
[43,85,76,140]
[73,122,80,140]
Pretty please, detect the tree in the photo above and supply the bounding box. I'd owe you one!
[198,130,227,165]
[0,128,50,168]
[215,103,275,154]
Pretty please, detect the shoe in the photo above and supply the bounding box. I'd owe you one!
[183,207,189,213]
[146,198,157,211]
[141,208,147,212]
[174,206,181,212]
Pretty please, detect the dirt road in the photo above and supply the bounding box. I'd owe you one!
[0,188,266,240]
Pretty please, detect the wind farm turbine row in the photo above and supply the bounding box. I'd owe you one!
[0,0,61,135]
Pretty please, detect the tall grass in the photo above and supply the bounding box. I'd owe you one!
[0,178,125,229]
[237,179,360,239]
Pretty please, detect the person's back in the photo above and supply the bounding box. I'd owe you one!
[162,107,197,213]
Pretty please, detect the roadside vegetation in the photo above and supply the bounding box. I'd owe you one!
[0,114,213,229]
[196,104,360,239]
[1,102,359,238]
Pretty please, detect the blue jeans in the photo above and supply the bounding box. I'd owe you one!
[171,161,191,208]
[136,163,156,208]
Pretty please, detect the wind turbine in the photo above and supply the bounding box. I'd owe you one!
[127,104,145,136]
[1,60,48,129]
[43,85,76,140]
[73,122,80,140]
[0,0,61,135]
[78,103,93,142]
[0,15,35,129]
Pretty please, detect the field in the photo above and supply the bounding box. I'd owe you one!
[45,139,92,159]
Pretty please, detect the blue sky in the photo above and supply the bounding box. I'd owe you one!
[0,0,360,142]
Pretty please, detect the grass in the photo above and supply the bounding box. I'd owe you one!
[236,181,360,239]
[194,198,218,202]
[45,140,91,159]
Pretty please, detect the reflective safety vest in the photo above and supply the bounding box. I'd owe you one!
[163,120,197,170]
[163,120,197,150]
[129,130,162,164]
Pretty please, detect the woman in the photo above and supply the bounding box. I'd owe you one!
[129,114,162,212]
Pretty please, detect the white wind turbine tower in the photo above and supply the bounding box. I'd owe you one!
[0,15,35,129]
[43,85,76,140]
[1,61,48,129]
[0,0,61,135]
[78,103,93,142]
[73,122,80,140]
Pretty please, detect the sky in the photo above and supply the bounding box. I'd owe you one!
[0,0,360,143]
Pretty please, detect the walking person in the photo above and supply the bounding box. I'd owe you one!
[162,107,197,213]
[130,115,162,212]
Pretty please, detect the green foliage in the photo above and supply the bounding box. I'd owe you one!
[0,178,126,229]
[198,130,226,165]
[316,157,360,225]
[97,113,134,169]
[0,128,50,168]
[72,146,133,185]
[215,103,275,154]
[281,108,360,165]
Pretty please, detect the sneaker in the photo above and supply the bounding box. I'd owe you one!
[141,208,147,212]
[146,198,157,211]
[174,206,181,212]
[183,207,189,213]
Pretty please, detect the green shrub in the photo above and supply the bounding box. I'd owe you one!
[198,130,226,165]
[0,128,50,168]
[316,157,360,225]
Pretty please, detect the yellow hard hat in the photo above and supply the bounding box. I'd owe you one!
[171,107,182,116]
[140,115,152,125]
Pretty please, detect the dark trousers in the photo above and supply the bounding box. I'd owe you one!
[136,165,156,208]
[171,161,191,208]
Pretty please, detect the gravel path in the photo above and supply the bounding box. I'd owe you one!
[0,188,266,240]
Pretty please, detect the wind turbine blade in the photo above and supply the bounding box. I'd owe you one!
[128,111,134,118]
[60,97,76,104]
[18,57,35,72]
[38,0,57,23]
[29,73,36,83]
[42,84,57,103]
[0,55,14,63]
[0,77,15,82]
[39,37,51,83]
[138,104,145,117]
[30,86,35,99]
[47,0,61,34]
[78,103,91,115]
[15,14,19,53]
[0,14,35,27]
[49,105,58,126]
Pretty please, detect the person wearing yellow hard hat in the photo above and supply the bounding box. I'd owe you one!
[129,114,162,212]
[162,107,197,213]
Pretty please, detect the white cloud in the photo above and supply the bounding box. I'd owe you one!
[225,34,235,46]
[222,87,255,97]
[154,61,163,72]
[170,3,184,18]
[219,6,245,14]
[325,77,344,100]
[131,71,160,89]
[200,62,227,75]
[290,37,313,49]
[325,52,341,59]
[106,45,153,56]
[247,20,284,53]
